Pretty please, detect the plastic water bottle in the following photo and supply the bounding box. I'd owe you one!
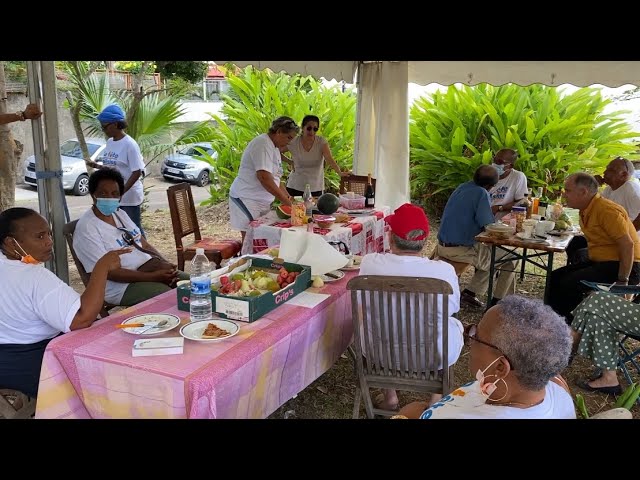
[190,248,212,321]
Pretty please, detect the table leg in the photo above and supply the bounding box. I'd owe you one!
[544,252,554,303]
[486,245,497,311]
[520,248,527,281]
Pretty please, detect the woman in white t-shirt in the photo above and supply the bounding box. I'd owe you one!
[89,104,146,236]
[399,295,576,419]
[229,116,299,245]
[281,115,349,197]
[0,208,129,397]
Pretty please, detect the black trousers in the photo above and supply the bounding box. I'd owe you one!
[547,260,640,324]
[286,187,323,198]
[565,236,589,266]
[0,337,54,398]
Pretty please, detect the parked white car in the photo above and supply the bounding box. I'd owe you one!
[161,142,217,187]
[24,138,106,196]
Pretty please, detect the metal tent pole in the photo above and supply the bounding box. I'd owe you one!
[25,61,53,272]
[40,61,68,283]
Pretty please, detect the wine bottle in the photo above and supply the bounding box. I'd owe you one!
[365,173,375,208]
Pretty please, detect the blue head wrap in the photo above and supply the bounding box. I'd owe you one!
[97,104,126,123]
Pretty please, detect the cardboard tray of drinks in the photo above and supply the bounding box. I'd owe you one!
[177,256,311,323]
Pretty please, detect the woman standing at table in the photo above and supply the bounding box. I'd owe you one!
[229,116,298,245]
[282,115,350,198]
[0,208,129,398]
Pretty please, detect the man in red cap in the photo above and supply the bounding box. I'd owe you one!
[357,203,463,411]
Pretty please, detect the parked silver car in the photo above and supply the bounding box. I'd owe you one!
[24,138,107,196]
[161,142,217,187]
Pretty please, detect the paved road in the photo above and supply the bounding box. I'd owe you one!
[14,176,212,221]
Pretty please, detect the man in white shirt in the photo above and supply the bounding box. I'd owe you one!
[568,156,640,265]
[488,149,529,221]
[358,203,463,411]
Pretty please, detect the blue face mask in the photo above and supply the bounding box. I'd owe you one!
[95,198,120,216]
[492,163,505,176]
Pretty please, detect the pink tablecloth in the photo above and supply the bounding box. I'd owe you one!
[242,207,391,255]
[35,272,356,419]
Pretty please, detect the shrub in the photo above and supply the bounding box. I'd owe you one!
[201,65,356,205]
[410,84,640,214]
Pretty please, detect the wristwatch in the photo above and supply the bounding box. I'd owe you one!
[15,110,25,121]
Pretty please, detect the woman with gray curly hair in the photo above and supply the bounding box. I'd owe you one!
[229,116,299,246]
[399,295,576,418]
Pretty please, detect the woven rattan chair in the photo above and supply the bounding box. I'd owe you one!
[166,182,241,270]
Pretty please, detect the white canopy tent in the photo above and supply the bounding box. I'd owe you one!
[219,60,640,212]
[33,60,640,281]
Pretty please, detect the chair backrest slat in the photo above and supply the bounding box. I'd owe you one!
[348,275,453,385]
[167,182,202,249]
[63,219,91,287]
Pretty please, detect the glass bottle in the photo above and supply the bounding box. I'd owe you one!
[365,173,375,208]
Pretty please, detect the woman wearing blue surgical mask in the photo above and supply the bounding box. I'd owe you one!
[398,295,576,419]
[73,169,189,308]
[88,104,146,236]
[0,207,130,398]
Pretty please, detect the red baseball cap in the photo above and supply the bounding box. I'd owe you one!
[385,203,430,240]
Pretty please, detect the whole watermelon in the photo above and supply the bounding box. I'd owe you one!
[317,193,340,215]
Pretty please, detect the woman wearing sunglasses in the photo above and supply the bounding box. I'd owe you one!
[398,295,576,419]
[281,115,350,198]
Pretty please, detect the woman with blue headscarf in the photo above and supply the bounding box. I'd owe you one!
[89,105,146,235]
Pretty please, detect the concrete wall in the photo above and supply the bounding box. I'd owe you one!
[7,91,79,162]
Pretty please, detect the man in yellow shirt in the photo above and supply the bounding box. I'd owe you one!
[547,173,640,324]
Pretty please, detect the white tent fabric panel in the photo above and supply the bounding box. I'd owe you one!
[408,61,640,87]
[353,62,409,210]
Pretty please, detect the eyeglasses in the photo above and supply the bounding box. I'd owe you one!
[463,324,512,365]
[306,126,319,132]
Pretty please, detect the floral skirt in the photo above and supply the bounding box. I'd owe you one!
[571,291,640,370]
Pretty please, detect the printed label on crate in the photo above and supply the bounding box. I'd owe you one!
[215,297,250,320]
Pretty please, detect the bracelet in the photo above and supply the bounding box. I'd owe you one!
[16,110,25,121]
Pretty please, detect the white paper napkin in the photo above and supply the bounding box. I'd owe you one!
[279,229,348,276]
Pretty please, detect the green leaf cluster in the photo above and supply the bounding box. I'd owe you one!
[410,84,640,209]
[201,65,356,205]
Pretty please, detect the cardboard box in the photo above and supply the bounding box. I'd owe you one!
[177,257,311,323]
[132,337,184,357]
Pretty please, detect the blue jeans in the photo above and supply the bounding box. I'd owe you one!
[121,204,145,238]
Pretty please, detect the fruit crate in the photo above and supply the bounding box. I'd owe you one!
[177,256,312,323]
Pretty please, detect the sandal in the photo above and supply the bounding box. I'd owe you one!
[373,392,399,411]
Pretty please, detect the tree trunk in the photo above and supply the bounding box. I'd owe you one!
[127,61,152,126]
[0,61,18,212]
[66,62,95,172]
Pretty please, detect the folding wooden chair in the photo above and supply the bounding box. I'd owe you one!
[166,182,242,270]
[63,220,118,318]
[347,275,454,418]
[339,174,376,196]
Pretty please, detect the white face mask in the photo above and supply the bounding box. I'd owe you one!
[476,356,507,399]
[492,163,505,176]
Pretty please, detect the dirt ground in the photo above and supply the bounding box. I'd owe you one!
[64,203,638,419]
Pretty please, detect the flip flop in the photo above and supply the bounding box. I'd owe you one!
[576,379,622,395]
[373,392,399,411]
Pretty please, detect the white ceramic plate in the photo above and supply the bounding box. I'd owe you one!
[515,232,548,244]
[179,319,240,342]
[120,313,181,336]
[340,255,363,271]
[321,270,346,282]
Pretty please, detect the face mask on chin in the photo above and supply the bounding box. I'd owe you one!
[12,239,42,265]
[95,198,120,216]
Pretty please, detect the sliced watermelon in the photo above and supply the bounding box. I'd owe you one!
[276,204,292,219]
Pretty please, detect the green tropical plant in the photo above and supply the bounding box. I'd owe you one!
[61,62,214,167]
[201,65,357,205]
[410,84,640,211]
